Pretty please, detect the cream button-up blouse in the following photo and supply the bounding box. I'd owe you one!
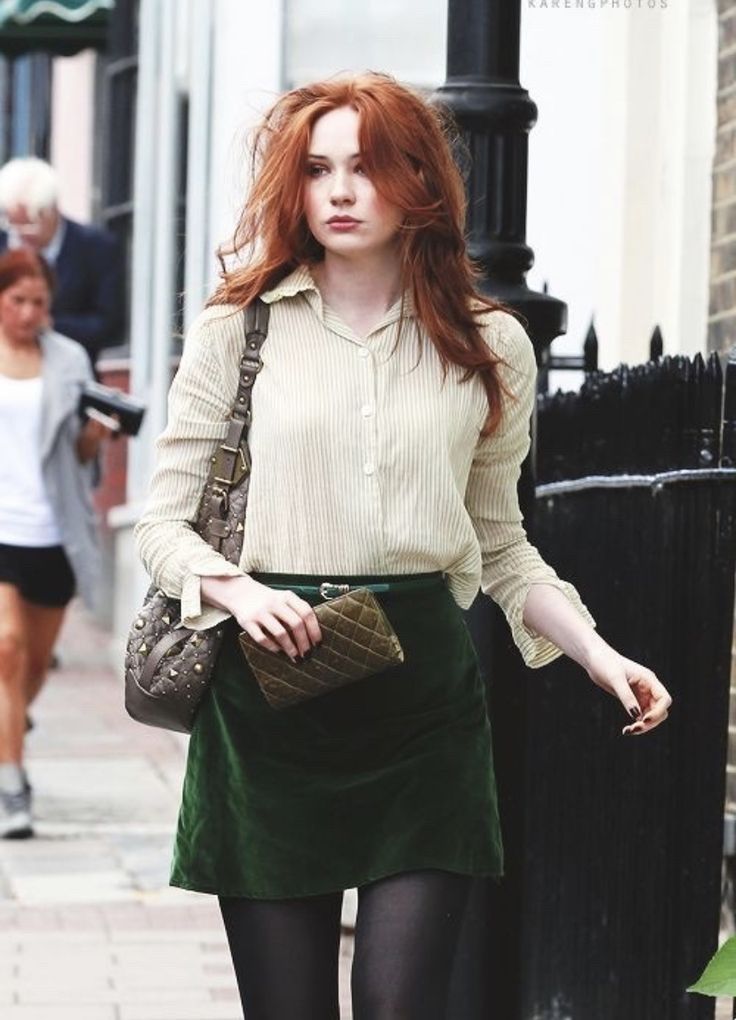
[133,264,596,669]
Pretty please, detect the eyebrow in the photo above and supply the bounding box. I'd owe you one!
[307,153,362,160]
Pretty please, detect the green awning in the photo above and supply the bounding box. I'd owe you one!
[0,0,114,57]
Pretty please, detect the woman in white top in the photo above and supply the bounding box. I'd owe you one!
[0,248,115,839]
[134,73,672,1020]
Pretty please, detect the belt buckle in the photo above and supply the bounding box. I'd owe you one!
[319,581,351,600]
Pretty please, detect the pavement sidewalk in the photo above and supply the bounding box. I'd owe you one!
[0,602,353,1020]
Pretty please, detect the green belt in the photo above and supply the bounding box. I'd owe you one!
[250,572,445,600]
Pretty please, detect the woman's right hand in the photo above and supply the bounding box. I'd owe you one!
[75,414,120,464]
[204,575,322,662]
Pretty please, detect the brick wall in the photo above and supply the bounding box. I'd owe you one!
[710,0,736,815]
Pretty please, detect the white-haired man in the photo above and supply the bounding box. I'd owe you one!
[0,157,124,370]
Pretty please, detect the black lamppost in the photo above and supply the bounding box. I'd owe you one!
[434,0,566,355]
[432,2,564,1017]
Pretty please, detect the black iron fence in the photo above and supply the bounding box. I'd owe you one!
[513,346,736,1019]
[537,349,730,481]
[539,320,665,395]
[450,346,736,1020]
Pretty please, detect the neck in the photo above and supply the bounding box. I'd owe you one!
[312,248,403,314]
[0,326,40,354]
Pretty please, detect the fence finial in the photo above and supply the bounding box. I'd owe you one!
[584,320,598,373]
[722,346,736,467]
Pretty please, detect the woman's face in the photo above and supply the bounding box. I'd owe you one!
[0,275,50,344]
[303,106,403,261]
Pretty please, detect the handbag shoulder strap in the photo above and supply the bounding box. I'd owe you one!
[235,298,270,423]
[198,298,270,553]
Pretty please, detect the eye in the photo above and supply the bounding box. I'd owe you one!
[307,164,327,177]
[354,164,367,176]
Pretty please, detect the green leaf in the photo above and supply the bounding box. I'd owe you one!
[687,937,736,997]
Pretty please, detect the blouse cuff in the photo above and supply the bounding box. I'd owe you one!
[509,578,597,670]
[180,572,204,623]
[178,561,245,631]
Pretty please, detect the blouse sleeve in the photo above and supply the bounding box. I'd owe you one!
[464,310,597,669]
[133,306,246,631]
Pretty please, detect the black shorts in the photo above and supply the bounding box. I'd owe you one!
[0,542,76,608]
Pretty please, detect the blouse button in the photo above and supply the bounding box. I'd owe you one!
[361,404,374,417]
[358,348,370,358]
[363,462,375,475]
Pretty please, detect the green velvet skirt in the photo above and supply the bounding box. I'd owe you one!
[170,570,505,899]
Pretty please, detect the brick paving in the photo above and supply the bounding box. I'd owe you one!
[0,602,354,1019]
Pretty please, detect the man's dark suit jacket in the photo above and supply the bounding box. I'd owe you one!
[0,217,125,369]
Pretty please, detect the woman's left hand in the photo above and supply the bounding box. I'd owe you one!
[584,644,672,736]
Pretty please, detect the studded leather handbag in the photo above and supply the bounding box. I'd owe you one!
[237,586,405,710]
[124,300,270,733]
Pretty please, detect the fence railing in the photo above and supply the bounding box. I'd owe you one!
[512,343,736,1020]
[537,348,734,482]
[539,321,665,394]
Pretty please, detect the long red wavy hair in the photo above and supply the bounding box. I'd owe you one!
[210,72,523,438]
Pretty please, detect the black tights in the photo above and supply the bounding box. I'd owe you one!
[219,869,473,1020]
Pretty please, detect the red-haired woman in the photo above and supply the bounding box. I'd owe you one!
[135,73,671,1018]
[0,249,114,839]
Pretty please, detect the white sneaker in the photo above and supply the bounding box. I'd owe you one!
[0,785,33,839]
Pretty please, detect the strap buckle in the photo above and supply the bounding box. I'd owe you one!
[319,582,351,600]
[211,445,250,488]
[240,356,263,374]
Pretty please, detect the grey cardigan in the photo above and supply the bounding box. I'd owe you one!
[37,329,100,609]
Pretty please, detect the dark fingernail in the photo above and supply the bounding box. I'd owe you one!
[629,705,641,719]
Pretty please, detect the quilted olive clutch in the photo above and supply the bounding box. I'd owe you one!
[237,587,405,710]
